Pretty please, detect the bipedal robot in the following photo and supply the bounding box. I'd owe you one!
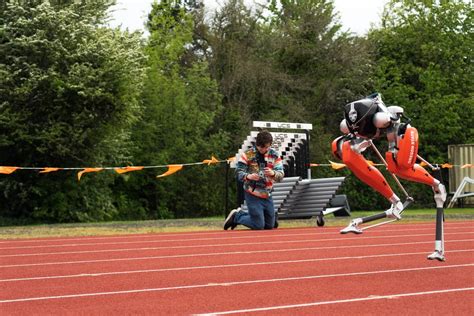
[332,93,447,261]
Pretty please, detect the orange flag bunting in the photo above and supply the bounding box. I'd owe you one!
[202,156,220,165]
[441,163,453,169]
[114,166,144,174]
[461,164,473,168]
[156,165,183,178]
[40,168,61,173]
[329,160,346,170]
[77,168,103,181]
[0,166,19,174]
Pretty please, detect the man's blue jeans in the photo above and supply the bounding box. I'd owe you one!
[235,191,275,229]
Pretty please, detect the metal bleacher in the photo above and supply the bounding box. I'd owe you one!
[238,176,350,226]
[233,121,350,227]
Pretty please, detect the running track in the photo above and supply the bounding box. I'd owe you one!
[1,221,473,315]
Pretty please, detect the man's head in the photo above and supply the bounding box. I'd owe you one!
[256,130,273,154]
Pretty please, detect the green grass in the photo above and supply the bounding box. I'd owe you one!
[0,208,472,239]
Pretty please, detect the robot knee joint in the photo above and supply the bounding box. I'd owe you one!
[332,136,346,160]
[396,127,419,168]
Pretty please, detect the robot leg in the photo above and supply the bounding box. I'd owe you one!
[429,166,447,261]
[388,126,445,193]
[336,140,405,234]
[387,130,447,260]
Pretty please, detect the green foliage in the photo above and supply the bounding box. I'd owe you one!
[208,0,375,164]
[2,0,471,223]
[115,0,230,220]
[370,0,474,162]
[0,1,146,222]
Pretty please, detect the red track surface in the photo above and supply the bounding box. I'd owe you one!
[1,221,473,315]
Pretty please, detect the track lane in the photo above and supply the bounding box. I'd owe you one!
[1,221,472,315]
[199,288,474,315]
[2,228,473,265]
[2,221,472,251]
[1,239,473,279]
[1,263,473,314]
[1,245,473,300]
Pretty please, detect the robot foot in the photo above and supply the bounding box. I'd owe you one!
[427,250,445,262]
[433,183,447,206]
[385,201,404,220]
[340,219,363,234]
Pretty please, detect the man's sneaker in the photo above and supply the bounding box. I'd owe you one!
[340,219,363,234]
[224,209,239,230]
[427,250,445,262]
[385,201,403,220]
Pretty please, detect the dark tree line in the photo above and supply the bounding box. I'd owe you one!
[0,0,472,224]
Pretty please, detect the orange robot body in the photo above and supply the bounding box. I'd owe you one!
[396,126,419,169]
[332,94,438,199]
[342,141,394,199]
[334,93,447,260]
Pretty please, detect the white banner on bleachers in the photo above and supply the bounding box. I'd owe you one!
[253,121,313,130]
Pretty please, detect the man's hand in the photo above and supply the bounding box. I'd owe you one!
[246,173,260,181]
[263,167,275,177]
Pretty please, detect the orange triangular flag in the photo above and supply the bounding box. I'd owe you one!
[329,160,346,170]
[366,160,375,166]
[156,165,183,178]
[419,161,428,167]
[40,168,61,173]
[441,163,453,169]
[461,164,473,168]
[202,156,220,165]
[0,166,19,174]
[114,166,144,174]
[77,168,103,181]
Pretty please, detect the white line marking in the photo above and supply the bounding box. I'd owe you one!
[1,264,473,303]
[2,239,473,269]
[3,225,472,250]
[2,249,473,282]
[0,232,342,250]
[1,222,472,247]
[2,232,473,258]
[195,287,474,315]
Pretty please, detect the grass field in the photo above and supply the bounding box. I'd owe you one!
[0,208,472,239]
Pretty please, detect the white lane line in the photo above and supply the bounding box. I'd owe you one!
[4,225,473,250]
[0,229,324,244]
[2,239,473,269]
[1,264,473,304]
[195,287,474,315]
[1,222,472,248]
[0,232,342,250]
[1,249,473,282]
[2,232,474,258]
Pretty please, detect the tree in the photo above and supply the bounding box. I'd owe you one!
[206,0,270,148]
[208,0,374,161]
[205,0,378,210]
[264,0,375,164]
[366,0,473,207]
[370,0,473,161]
[0,1,146,223]
[121,0,229,219]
